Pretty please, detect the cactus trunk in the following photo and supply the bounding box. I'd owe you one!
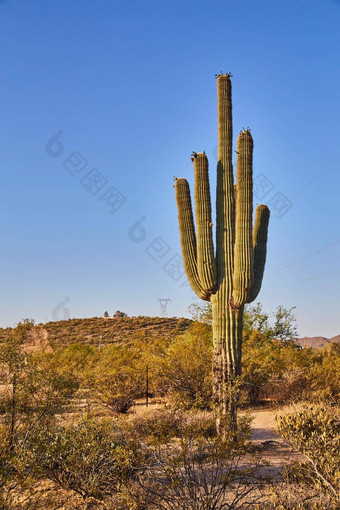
[175,74,270,429]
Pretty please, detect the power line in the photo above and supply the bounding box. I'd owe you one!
[277,267,340,288]
[293,220,340,250]
[269,238,340,275]
[296,280,340,292]
[291,153,340,201]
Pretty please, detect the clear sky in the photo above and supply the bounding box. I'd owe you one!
[0,0,339,337]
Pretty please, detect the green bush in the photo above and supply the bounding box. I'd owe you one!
[27,416,144,501]
[155,328,212,410]
[92,344,145,406]
[306,343,340,403]
[276,405,340,503]
[124,409,184,444]
[241,328,340,405]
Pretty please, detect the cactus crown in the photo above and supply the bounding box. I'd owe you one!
[215,72,233,79]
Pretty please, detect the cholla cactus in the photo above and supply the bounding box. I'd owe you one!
[175,74,270,425]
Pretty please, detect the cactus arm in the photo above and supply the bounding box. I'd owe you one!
[231,130,254,308]
[194,152,217,292]
[175,178,211,301]
[246,204,270,303]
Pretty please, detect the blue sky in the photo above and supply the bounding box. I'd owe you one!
[0,0,339,337]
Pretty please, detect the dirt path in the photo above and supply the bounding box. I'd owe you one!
[131,401,304,476]
[246,408,304,477]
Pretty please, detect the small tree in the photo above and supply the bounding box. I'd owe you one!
[113,310,128,318]
[272,305,297,341]
[188,302,212,325]
[156,331,212,409]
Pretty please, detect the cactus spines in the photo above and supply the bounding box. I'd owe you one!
[247,204,270,303]
[231,130,254,309]
[175,74,270,426]
[194,152,217,292]
[175,178,211,301]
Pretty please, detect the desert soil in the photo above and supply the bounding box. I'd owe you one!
[248,407,304,477]
[5,404,306,509]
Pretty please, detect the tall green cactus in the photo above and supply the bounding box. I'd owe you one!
[175,74,270,424]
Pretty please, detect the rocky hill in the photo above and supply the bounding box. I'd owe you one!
[0,316,192,350]
[1,315,338,351]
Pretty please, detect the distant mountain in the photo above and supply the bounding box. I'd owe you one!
[295,335,340,349]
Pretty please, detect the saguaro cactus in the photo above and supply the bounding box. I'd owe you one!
[175,74,270,424]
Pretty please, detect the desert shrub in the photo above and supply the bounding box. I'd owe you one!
[0,324,79,507]
[154,328,212,409]
[124,409,184,444]
[240,303,303,405]
[19,351,78,411]
[0,424,15,505]
[92,344,145,407]
[240,326,340,405]
[240,330,300,405]
[0,353,77,429]
[0,420,45,509]
[0,325,78,451]
[26,416,144,501]
[124,407,252,447]
[260,344,340,404]
[305,343,340,403]
[188,302,298,341]
[181,411,217,440]
[104,411,250,509]
[133,414,263,510]
[240,331,281,404]
[55,343,98,383]
[106,394,135,414]
[264,484,339,509]
[188,302,213,325]
[260,369,309,403]
[276,405,340,503]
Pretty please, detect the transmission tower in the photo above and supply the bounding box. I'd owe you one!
[158,297,172,317]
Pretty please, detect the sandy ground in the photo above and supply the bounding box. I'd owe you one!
[246,407,304,477]
[131,401,305,477]
[4,403,307,509]
[131,399,305,466]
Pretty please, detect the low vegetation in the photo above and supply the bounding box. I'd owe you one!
[0,305,339,508]
[275,405,340,505]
